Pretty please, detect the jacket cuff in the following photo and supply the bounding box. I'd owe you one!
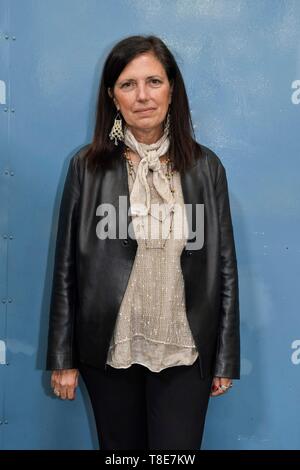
[46,353,78,371]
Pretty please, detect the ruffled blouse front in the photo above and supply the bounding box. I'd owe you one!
[105,159,199,372]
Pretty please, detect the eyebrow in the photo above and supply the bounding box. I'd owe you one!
[118,75,164,84]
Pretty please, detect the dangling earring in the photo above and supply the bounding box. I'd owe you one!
[109,110,124,145]
[164,109,171,136]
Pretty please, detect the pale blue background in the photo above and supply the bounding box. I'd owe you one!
[0,0,299,449]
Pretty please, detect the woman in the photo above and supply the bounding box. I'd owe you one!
[46,35,240,450]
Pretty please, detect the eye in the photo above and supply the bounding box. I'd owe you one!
[121,82,133,89]
[151,79,162,85]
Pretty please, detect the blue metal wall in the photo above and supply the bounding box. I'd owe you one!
[0,0,299,450]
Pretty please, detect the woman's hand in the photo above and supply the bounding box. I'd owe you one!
[51,369,79,400]
[210,376,233,397]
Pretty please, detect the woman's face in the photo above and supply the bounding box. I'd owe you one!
[109,52,173,140]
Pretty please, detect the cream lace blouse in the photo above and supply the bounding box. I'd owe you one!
[105,159,199,372]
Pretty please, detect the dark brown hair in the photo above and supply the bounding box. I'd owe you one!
[84,35,202,173]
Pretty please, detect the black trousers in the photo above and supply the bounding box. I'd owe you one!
[78,359,213,450]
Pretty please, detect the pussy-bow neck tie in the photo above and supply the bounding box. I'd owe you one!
[124,126,175,221]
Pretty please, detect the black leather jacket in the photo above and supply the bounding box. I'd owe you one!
[46,142,240,379]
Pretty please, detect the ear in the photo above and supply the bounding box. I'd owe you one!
[108,88,119,110]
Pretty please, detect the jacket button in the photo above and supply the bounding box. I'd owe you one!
[122,239,128,246]
[187,250,192,256]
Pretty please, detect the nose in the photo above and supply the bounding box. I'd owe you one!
[136,83,149,101]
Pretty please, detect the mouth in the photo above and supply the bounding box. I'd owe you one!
[135,108,156,114]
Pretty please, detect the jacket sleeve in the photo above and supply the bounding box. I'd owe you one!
[46,155,81,370]
[213,163,240,379]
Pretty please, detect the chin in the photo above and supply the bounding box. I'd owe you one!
[136,118,162,127]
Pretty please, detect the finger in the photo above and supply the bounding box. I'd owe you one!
[59,386,68,400]
[51,371,61,389]
[220,378,232,387]
[51,373,56,389]
[213,381,227,395]
[210,383,224,396]
[211,378,220,392]
[67,387,76,400]
[214,388,225,397]
[219,380,232,393]
[213,377,221,388]
[210,389,223,397]
[52,380,60,391]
